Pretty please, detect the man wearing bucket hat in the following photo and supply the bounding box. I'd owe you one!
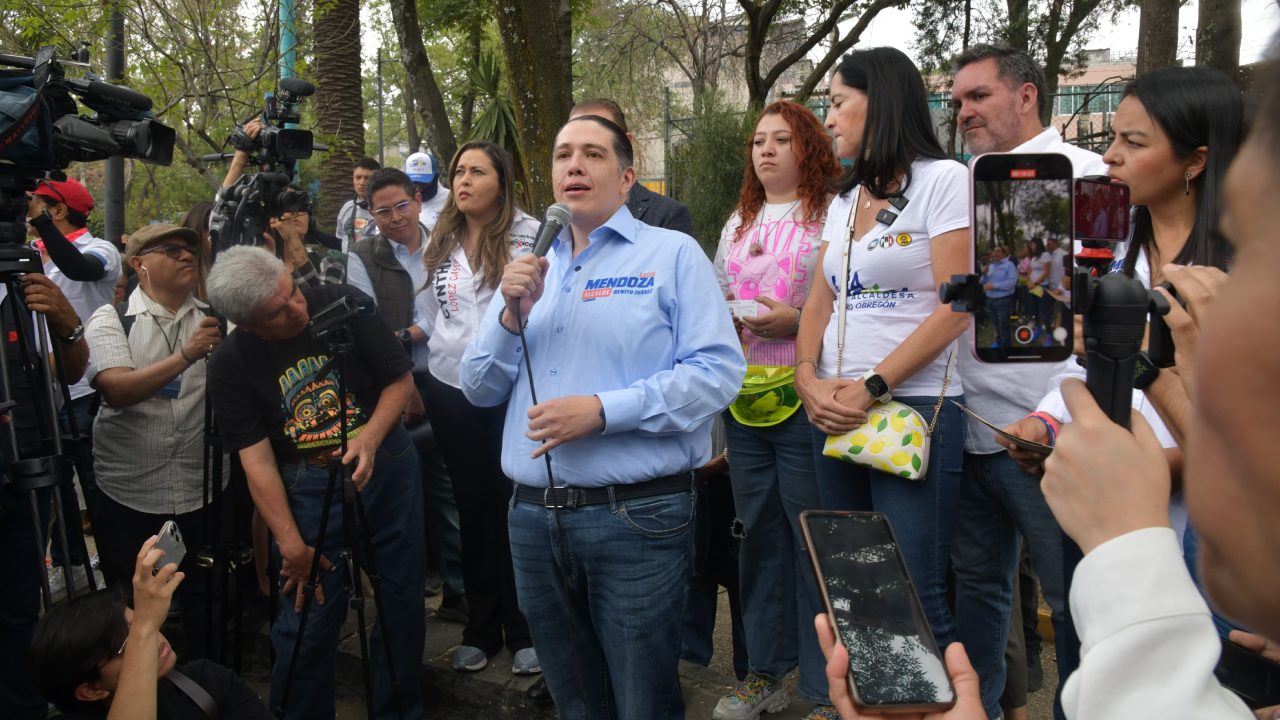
[84,223,226,658]
[405,151,450,233]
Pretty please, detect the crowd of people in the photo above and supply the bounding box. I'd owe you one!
[0,35,1277,720]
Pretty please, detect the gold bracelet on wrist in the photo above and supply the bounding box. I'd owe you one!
[796,356,818,371]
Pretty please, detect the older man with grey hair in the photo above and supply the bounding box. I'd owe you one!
[205,246,425,720]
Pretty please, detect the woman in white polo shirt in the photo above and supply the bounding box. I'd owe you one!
[416,141,540,675]
[794,47,971,650]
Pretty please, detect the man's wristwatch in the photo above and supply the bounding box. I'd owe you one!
[860,370,892,403]
[59,322,84,344]
[395,328,412,345]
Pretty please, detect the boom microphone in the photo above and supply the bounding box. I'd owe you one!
[532,202,572,258]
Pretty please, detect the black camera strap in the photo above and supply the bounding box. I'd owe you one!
[166,668,221,720]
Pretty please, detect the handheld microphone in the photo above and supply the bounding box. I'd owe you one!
[532,203,573,258]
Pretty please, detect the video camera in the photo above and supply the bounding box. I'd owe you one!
[0,45,175,246]
[209,77,317,253]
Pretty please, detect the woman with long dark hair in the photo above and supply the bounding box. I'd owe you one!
[417,140,540,674]
[711,100,839,720]
[1108,65,1241,282]
[794,47,970,657]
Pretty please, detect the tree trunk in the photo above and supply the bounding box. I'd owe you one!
[557,0,574,98]
[1196,0,1241,79]
[460,17,482,139]
[404,78,421,154]
[493,0,574,212]
[1136,0,1179,76]
[312,0,364,230]
[1005,0,1030,50]
[386,0,457,165]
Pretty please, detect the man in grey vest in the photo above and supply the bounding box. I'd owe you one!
[347,168,469,621]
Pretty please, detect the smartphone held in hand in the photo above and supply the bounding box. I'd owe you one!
[801,510,956,714]
[153,520,186,573]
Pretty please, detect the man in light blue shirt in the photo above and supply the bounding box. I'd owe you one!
[982,245,1018,349]
[460,114,744,719]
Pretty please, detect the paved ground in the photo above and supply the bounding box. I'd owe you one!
[237,588,1060,719]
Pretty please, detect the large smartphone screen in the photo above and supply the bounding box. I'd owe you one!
[803,511,955,710]
[972,153,1075,362]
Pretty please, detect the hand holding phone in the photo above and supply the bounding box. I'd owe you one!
[802,511,956,713]
[153,520,186,573]
[816,614,986,719]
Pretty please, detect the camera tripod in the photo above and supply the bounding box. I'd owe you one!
[275,298,403,720]
[0,180,100,611]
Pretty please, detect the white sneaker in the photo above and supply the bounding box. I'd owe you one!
[48,561,103,604]
[713,672,789,720]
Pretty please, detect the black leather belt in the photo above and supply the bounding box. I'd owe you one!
[515,472,693,510]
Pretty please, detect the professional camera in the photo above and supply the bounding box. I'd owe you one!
[0,45,175,172]
[209,77,317,252]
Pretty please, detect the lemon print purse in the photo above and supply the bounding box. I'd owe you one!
[821,199,955,479]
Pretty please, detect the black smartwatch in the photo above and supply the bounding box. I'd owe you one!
[395,328,412,345]
[1133,351,1161,391]
[860,370,892,403]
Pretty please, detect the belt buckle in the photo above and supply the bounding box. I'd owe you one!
[542,486,579,510]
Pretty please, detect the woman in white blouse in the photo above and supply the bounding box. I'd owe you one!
[417,141,539,674]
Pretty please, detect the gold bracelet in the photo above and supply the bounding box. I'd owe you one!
[796,356,818,371]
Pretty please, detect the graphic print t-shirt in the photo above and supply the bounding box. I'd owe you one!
[714,202,824,366]
[818,158,968,397]
[209,285,412,462]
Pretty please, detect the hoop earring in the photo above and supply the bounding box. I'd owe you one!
[1184,172,1193,196]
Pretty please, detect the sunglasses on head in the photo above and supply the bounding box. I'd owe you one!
[36,181,67,208]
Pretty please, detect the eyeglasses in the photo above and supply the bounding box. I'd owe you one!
[140,243,198,259]
[370,200,415,219]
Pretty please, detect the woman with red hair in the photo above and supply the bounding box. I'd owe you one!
[712,100,841,720]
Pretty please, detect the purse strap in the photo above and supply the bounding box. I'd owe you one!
[834,188,956,438]
[834,190,858,380]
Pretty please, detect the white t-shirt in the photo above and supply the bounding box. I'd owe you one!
[1048,246,1068,289]
[1029,252,1051,287]
[419,210,538,387]
[44,228,122,400]
[419,188,451,234]
[818,158,969,397]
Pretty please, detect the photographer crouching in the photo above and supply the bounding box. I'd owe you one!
[204,246,425,720]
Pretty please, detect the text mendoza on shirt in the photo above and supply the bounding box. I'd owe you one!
[458,204,745,488]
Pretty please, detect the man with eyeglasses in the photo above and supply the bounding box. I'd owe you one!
[347,168,470,624]
[27,177,122,596]
[83,224,227,660]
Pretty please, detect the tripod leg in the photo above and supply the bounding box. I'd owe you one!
[28,491,53,610]
[275,463,340,719]
[340,478,380,720]
[351,488,405,720]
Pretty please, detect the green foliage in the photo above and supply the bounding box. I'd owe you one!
[466,49,519,151]
[667,98,753,257]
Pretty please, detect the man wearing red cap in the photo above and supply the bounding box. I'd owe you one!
[27,177,122,593]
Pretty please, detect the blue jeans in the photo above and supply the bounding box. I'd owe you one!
[811,395,963,646]
[509,487,694,720]
[268,425,425,720]
[988,295,1014,349]
[724,410,827,703]
[951,451,1067,718]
